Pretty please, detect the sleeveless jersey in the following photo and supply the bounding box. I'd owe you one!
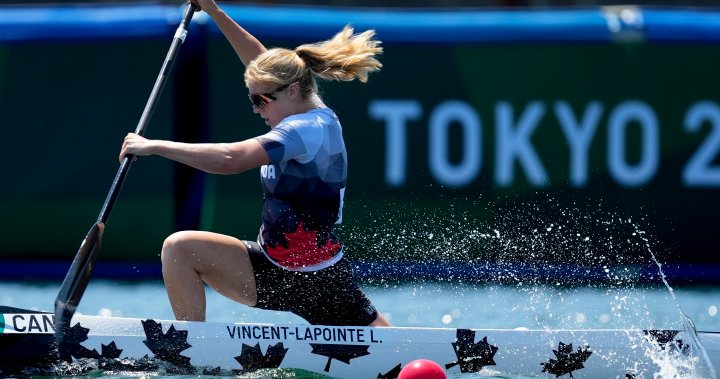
[254,108,347,270]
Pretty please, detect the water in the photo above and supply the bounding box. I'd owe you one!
[1,279,719,332]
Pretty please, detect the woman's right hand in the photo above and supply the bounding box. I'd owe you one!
[119,133,155,162]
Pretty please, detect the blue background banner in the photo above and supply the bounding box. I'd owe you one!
[3,5,720,43]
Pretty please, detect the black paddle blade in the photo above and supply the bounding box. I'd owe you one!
[54,222,105,345]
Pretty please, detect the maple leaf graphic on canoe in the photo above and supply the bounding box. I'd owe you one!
[309,343,370,372]
[56,322,122,362]
[98,341,123,359]
[445,329,498,373]
[141,319,192,369]
[264,221,340,269]
[644,329,690,355]
[234,342,288,372]
[645,329,679,348]
[378,363,402,378]
[541,341,592,378]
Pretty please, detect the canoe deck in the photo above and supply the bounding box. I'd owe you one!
[1,307,718,378]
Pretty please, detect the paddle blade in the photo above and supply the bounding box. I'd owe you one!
[54,222,105,344]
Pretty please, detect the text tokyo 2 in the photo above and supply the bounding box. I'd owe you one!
[370,100,720,188]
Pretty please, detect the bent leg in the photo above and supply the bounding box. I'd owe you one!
[161,231,257,321]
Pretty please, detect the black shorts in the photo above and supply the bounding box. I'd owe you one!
[243,241,378,326]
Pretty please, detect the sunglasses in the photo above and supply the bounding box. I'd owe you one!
[248,82,292,109]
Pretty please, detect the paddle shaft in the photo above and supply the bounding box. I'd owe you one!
[99,3,196,224]
[54,3,197,344]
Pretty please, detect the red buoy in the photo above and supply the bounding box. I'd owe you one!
[398,359,447,379]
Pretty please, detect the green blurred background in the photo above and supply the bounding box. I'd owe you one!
[1,4,719,280]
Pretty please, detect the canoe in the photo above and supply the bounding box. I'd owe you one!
[1,306,717,378]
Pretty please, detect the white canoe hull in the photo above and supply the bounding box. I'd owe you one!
[1,308,718,378]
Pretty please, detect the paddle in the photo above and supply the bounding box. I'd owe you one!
[53,2,197,347]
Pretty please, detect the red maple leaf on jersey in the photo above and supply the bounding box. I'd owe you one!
[265,221,341,269]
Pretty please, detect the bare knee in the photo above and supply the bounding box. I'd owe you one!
[161,231,195,266]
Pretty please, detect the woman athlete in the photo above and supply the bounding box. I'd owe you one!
[119,0,390,327]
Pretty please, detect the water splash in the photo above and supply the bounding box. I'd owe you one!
[634,223,718,379]
[343,193,717,377]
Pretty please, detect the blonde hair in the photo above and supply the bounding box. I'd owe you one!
[244,25,382,98]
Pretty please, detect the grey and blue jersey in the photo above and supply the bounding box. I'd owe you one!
[254,108,347,269]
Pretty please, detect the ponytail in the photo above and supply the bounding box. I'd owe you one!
[294,25,383,83]
[245,25,382,97]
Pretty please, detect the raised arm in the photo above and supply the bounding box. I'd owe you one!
[191,0,267,66]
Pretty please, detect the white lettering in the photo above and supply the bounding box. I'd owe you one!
[429,101,482,187]
[555,101,603,186]
[607,101,659,187]
[260,165,276,179]
[683,101,720,187]
[365,99,705,189]
[495,102,548,187]
[369,100,422,187]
